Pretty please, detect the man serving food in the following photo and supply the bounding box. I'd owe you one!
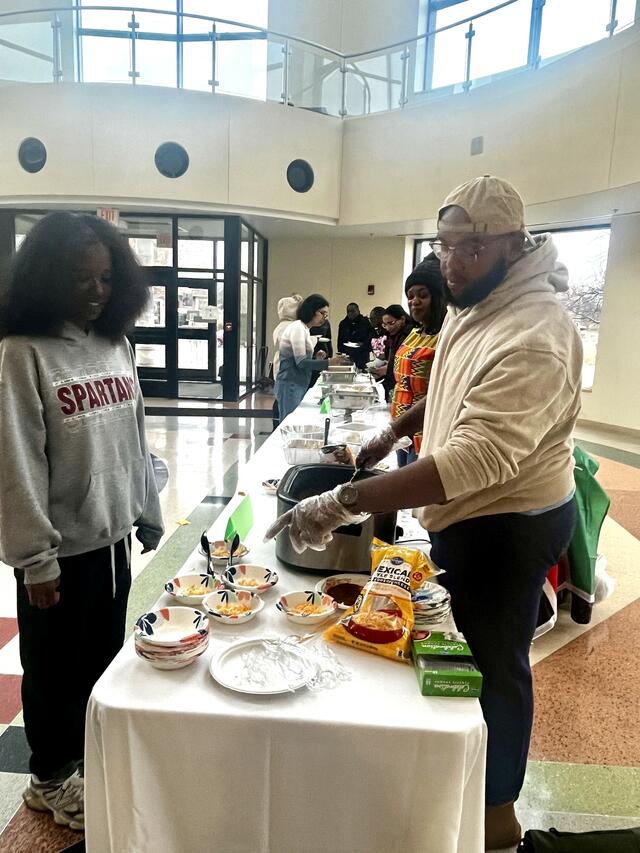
[266,176,582,850]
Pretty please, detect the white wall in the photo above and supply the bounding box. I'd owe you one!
[266,236,407,340]
[340,0,419,54]
[0,84,342,221]
[340,25,640,226]
[580,214,640,432]
[268,0,419,53]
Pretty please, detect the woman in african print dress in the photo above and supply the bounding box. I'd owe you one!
[391,254,446,467]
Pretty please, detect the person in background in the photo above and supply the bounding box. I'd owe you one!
[0,212,164,833]
[275,293,342,422]
[337,302,373,370]
[307,316,333,389]
[368,306,386,362]
[271,294,302,428]
[380,304,413,401]
[266,176,582,851]
[391,255,446,466]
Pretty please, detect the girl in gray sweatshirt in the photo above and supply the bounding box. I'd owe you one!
[0,212,164,832]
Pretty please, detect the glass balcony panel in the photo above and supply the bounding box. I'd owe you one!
[136,39,177,87]
[81,34,131,84]
[0,17,54,83]
[182,39,213,91]
[286,41,342,115]
[215,28,267,100]
[345,48,403,115]
[266,37,285,103]
[430,19,468,89]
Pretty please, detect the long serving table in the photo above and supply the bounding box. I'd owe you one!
[85,387,487,853]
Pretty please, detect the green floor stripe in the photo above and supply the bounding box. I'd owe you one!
[521,761,640,817]
[576,439,640,470]
[126,502,225,634]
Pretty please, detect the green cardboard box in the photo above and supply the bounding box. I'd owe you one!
[412,631,483,698]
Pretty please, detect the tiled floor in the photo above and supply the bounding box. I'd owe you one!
[0,413,638,851]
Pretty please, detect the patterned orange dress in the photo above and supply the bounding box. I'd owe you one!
[390,327,439,453]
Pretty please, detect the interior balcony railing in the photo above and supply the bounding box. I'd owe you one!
[0,1,637,117]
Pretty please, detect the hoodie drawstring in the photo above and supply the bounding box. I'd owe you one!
[110,544,116,599]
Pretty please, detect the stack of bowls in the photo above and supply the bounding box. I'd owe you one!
[134,606,210,670]
[411,582,451,628]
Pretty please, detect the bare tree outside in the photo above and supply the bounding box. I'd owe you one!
[553,229,611,390]
[415,227,611,390]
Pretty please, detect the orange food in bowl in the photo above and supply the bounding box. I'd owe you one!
[236,577,260,588]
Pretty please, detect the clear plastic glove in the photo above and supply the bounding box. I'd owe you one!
[356,423,397,469]
[264,486,367,554]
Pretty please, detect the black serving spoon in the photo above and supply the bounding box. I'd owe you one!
[201,531,213,575]
[227,532,241,570]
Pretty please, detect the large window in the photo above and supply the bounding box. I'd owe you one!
[425,0,531,90]
[552,227,610,391]
[414,226,611,390]
[418,0,635,95]
[539,0,637,60]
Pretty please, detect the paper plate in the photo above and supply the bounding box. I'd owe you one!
[209,638,313,695]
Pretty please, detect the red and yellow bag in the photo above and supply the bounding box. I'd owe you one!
[324,545,414,663]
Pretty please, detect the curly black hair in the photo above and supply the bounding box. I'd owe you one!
[0,212,149,340]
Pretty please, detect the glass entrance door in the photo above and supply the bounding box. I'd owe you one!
[177,279,219,386]
[177,218,224,399]
[133,266,178,397]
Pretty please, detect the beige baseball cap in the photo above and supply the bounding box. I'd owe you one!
[438,175,526,235]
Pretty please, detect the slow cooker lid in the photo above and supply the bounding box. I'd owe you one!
[277,464,376,503]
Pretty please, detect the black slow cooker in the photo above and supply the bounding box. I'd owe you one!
[275,464,397,574]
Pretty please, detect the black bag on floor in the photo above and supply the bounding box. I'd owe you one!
[519,827,640,851]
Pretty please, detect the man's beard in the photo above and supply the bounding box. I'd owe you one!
[445,257,509,309]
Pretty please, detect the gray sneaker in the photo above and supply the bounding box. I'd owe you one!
[23,769,85,831]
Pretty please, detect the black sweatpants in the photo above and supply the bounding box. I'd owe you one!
[429,499,576,807]
[15,537,131,780]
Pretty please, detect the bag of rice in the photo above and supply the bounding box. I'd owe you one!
[324,547,414,663]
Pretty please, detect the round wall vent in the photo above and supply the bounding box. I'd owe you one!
[18,137,47,173]
[286,159,314,193]
[154,142,189,178]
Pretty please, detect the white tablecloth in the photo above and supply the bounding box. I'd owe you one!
[85,390,486,853]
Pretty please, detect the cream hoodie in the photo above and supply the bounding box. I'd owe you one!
[272,295,302,378]
[418,234,583,531]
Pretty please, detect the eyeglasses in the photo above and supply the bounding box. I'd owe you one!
[429,240,488,264]
[318,310,329,319]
